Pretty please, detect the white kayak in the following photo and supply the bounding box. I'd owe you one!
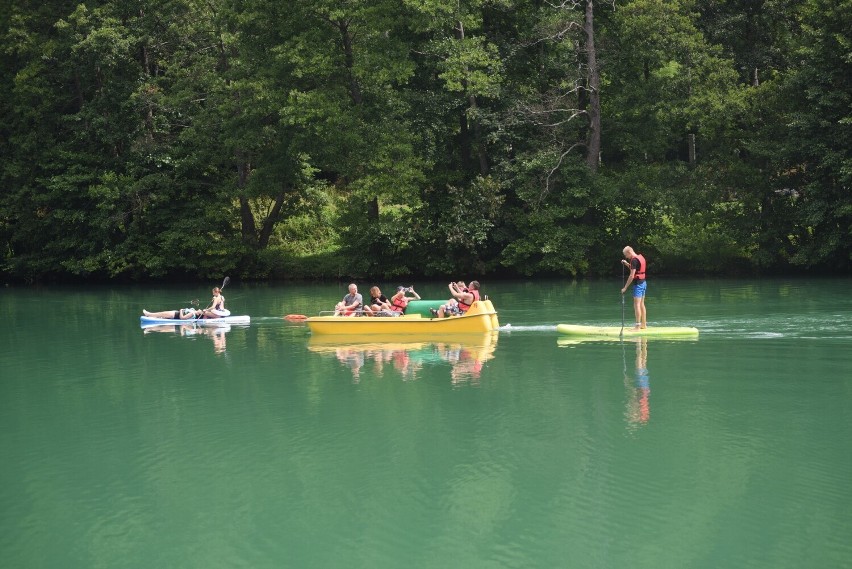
[140,315,250,326]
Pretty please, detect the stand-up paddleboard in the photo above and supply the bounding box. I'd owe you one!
[140,315,250,326]
[556,324,698,337]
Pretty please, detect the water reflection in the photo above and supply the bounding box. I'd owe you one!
[623,338,650,428]
[141,323,233,354]
[308,333,498,384]
[557,336,654,429]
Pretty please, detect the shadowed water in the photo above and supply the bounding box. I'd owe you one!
[1,278,851,568]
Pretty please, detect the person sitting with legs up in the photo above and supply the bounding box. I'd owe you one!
[334,283,363,316]
[431,280,480,318]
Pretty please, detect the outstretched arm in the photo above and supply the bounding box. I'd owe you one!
[621,262,636,294]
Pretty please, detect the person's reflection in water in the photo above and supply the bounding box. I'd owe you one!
[143,324,231,356]
[448,346,484,385]
[367,348,391,376]
[624,338,650,428]
[210,328,227,355]
[174,324,229,355]
[392,350,423,381]
[335,348,365,383]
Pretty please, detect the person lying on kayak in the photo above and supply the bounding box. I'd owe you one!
[431,281,480,318]
[143,308,201,320]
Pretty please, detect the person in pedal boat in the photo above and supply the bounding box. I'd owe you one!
[430,281,466,317]
[384,285,420,316]
[334,283,363,316]
[142,308,201,320]
[432,281,480,318]
[362,286,392,316]
[621,246,647,330]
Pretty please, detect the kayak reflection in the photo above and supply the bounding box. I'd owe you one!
[308,332,499,384]
[141,323,231,355]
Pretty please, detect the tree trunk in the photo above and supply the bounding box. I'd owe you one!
[470,94,489,175]
[258,186,289,249]
[688,133,696,164]
[338,21,362,106]
[457,20,489,176]
[584,0,601,172]
[140,44,154,145]
[458,109,472,171]
[336,19,380,221]
[237,158,257,246]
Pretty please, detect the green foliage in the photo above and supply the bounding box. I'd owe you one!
[780,0,852,268]
[1,0,850,281]
[603,0,743,162]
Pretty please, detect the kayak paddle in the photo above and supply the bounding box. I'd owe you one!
[620,263,625,338]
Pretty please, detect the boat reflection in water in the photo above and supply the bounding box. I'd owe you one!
[308,332,499,384]
[141,323,233,355]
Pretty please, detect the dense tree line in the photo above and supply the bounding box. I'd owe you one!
[1,0,849,282]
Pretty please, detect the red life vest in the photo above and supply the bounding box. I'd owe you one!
[390,296,408,312]
[634,254,646,281]
[458,289,480,312]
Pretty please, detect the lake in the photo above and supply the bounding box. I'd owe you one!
[1,278,851,568]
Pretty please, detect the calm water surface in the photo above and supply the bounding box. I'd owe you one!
[2,278,851,568]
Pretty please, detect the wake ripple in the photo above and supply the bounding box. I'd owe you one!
[498,324,558,332]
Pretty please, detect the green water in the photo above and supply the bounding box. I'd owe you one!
[2,278,851,568]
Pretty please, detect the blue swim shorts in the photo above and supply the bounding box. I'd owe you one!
[633,280,647,298]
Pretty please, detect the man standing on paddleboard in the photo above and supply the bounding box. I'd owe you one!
[621,246,647,330]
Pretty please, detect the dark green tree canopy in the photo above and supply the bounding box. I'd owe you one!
[1,0,848,282]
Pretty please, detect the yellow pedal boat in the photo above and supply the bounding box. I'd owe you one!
[305,299,499,335]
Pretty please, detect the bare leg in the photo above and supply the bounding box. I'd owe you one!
[632,297,642,329]
[638,297,647,328]
[143,309,179,318]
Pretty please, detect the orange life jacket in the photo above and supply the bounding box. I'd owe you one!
[634,254,646,281]
[458,289,480,312]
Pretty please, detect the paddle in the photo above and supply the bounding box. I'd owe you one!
[201,276,231,316]
[620,263,626,338]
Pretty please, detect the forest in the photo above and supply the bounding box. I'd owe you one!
[1,0,849,282]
